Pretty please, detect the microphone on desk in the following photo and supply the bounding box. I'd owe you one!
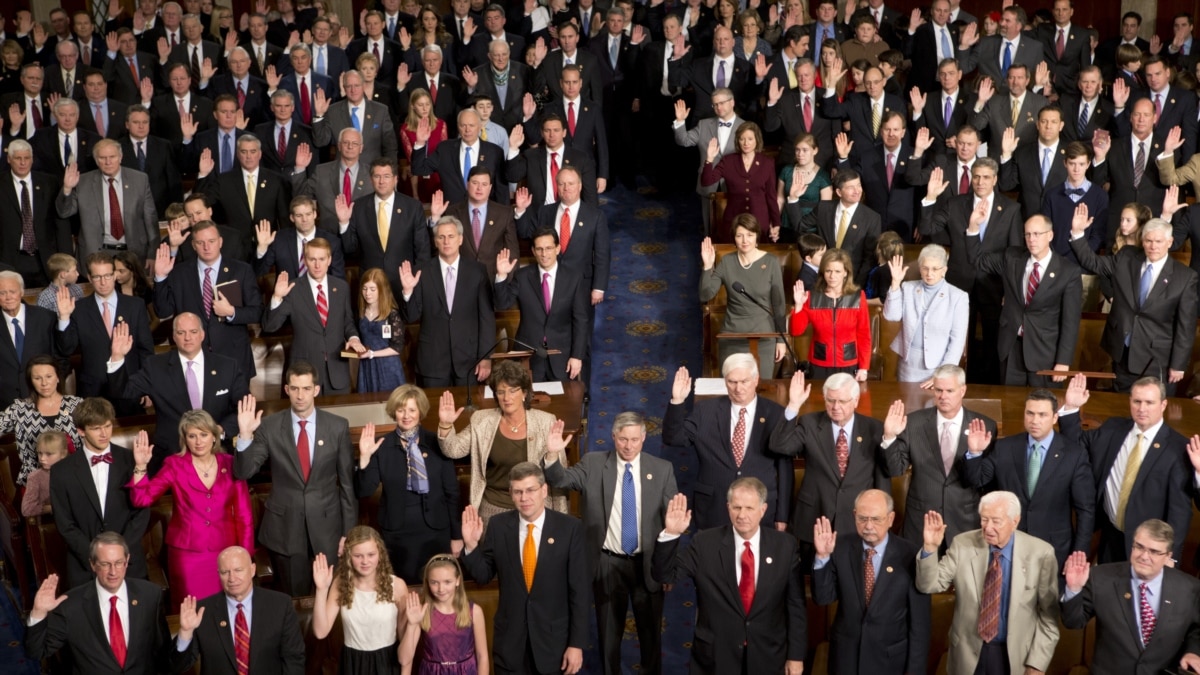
[464,336,549,410]
[730,280,802,373]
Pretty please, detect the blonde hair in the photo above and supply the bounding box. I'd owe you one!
[334,526,395,608]
[419,554,471,630]
[177,410,224,456]
[36,430,70,459]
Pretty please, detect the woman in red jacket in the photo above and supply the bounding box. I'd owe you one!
[789,248,871,381]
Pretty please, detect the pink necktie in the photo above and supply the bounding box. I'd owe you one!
[102,301,113,336]
[885,152,894,189]
[316,283,328,326]
[202,267,214,317]
[236,81,246,109]
[542,272,551,313]
[94,104,106,137]
[802,94,813,130]
[471,208,482,249]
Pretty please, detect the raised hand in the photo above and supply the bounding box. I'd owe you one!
[438,390,464,427]
[397,27,411,50]
[1034,60,1051,90]
[6,102,23,131]
[62,162,80,191]
[664,493,691,535]
[358,422,384,466]
[461,505,483,550]
[1164,125,1186,155]
[883,399,907,439]
[508,123,525,151]
[674,99,690,123]
[522,92,536,121]
[396,62,411,90]
[1112,78,1129,109]
[787,369,811,410]
[967,197,989,234]
[1070,202,1092,236]
[965,417,992,454]
[198,146,215,176]
[813,516,836,558]
[157,36,170,61]
[294,143,312,170]
[670,33,689,59]
[312,553,334,590]
[1063,551,1090,593]
[273,270,296,299]
[314,88,330,117]
[514,186,532,212]
[834,132,853,160]
[1163,185,1185,220]
[234,110,248,130]
[754,52,770,80]
[1149,34,1163,55]
[705,137,719,163]
[923,510,946,553]
[462,16,477,40]
[1064,373,1089,409]
[415,116,431,144]
[909,86,927,115]
[153,242,175,279]
[461,65,478,89]
[106,31,119,53]
[252,222,276,257]
[670,366,693,404]
[30,575,67,621]
[334,193,353,224]
[224,27,238,54]
[792,278,808,307]
[139,77,155,104]
[825,55,846,87]
[976,76,995,105]
[700,237,716,269]
[767,77,783,105]
[1000,126,1018,157]
[495,248,516,278]
[404,592,426,625]
[200,57,216,81]
[236,394,262,439]
[534,37,548,65]
[632,25,647,45]
[399,261,421,295]
[110,320,133,361]
[959,21,979,49]
[545,418,574,457]
[887,254,908,288]
[909,7,926,31]
[132,430,153,470]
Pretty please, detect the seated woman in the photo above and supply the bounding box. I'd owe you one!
[437,360,568,529]
[882,244,969,385]
[789,248,871,381]
[0,355,83,486]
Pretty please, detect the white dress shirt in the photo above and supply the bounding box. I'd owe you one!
[732,527,762,587]
[1103,419,1164,522]
[729,397,758,447]
[83,445,112,515]
[603,453,643,554]
[518,508,547,557]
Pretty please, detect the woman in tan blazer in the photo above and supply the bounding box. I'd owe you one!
[437,360,569,528]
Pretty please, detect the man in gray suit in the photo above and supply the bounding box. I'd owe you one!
[311,70,397,166]
[969,63,1049,159]
[543,412,677,675]
[960,5,1048,96]
[673,89,743,235]
[57,138,158,264]
[294,127,372,230]
[234,361,358,597]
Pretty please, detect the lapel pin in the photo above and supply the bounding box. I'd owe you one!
[759,417,766,423]
[223,267,229,272]
[260,181,266,188]
[856,436,862,443]
[292,133,298,139]
[765,557,773,564]
[117,316,124,322]
[997,205,1003,211]
[548,538,555,545]
[886,566,894,573]
[900,161,906,166]
[488,219,494,225]
[1049,272,1055,278]
[852,224,858,229]
[131,599,139,606]
[331,286,337,292]
[1124,592,1132,599]
[220,620,228,627]
[211,370,216,375]
[1154,443,1161,448]
[646,473,653,480]
[421,452,428,457]
[1171,99,1176,104]
[396,208,402,213]
[367,114,372,120]
[479,155,485,162]
[318,439,325,446]
[1166,599,1173,604]
[760,263,767,269]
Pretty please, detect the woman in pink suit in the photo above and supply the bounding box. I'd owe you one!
[701,121,782,243]
[128,410,255,610]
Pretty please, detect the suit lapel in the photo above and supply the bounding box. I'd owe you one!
[601,452,618,526]
[81,584,120,668]
[719,529,745,615]
[73,453,105,519]
[1007,538,1027,627]
[716,398,734,468]
[1112,572,1143,650]
[1143,259,1176,307]
[849,539,867,610]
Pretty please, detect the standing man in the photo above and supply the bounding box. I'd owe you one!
[234,362,358,596]
[969,65,1048,160]
[673,90,742,234]
[0,140,70,287]
[833,113,916,242]
[397,44,461,122]
[337,158,431,299]
[1092,99,1171,243]
[507,115,598,208]
[763,60,837,169]
[1061,520,1200,674]
[121,105,183,216]
[1037,0,1090,97]
[274,43,331,128]
[460,462,589,675]
[663,357,791,530]
[296,128,372,231]
[77,69,128,140]
[794,169,881,287]
[57,140,159,264]
[254,196,346,279]
[312,70,398,166]
[409,108,508,205]
[811,489,929,675]
[820,61,905,154]
[253,90,315,177]
[909,59,976,158]
[1058,67,1112,145]
[996,107,1066,220]
[917,492,1060,675]
[904,0,962,96]
[543,412,677,675]
[652,479,806,674]
[194,136,293,253]
[1113,55,1197,165]
[202,47,270,129]
[433,167,519,278]
[150,63,214,149]
[0,271,76,408]
[173,546,307,675]
[959,5,1048,95]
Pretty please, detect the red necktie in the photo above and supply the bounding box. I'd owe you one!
[236,81,246,109]
[567,101,577,136]
[558,207,571,253]
[108,178,125,240]
[277,126,287,162]
[738,541,755,614]
[1056,28,1065,59]
[342,167,352,202]
[978,549,1002,642]
[30,99,42,129]
[731,407,746,466]
[1139,582,1156,646]
[202,267,214,317]
[1025,261,1041,305]
[128,58,139,85]
[429,77,438,105]
[297,419,311,481]
[372,42,380,62]
[235,603,250,675]
[802,94,813,131]
[959,164,970,195]
[550,151,560,200]
[836,428,849,478]
[170,32,178,48]
[885,152,895,189]
[864,547,877,606]
[316,282,328,326]
[109,596,127,667]
[299,77,311,124]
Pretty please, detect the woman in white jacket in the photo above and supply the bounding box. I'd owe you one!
[882,244,970,385]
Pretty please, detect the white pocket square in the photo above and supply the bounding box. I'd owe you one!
[215,389,229,396]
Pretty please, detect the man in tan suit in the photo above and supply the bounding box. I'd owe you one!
[917,490,1060,675]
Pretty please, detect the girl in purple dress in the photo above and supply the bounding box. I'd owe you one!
[399,555,488,675]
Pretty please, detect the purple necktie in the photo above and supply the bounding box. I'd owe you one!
[944,96,953,129]
[445,266,456,313]
[542,272,551,313]
[472,208,482,249]
[716,60,727,88]
[185,360,202,410]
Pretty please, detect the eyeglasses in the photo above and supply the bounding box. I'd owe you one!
[711,98,734,107]
[1023,231,1052,239]
[94,559,129,572]
[1132,542,1170,558]
[90,273,115,282]
[855,515,887,525]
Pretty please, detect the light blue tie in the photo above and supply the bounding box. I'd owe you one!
[1002,41,1012,77]
[316,46,326,75]
[621,462,637,555]
[1040,147,1050,185]
[940,27,953,60]
[351,107,361,131]
[610,37,619,68]
[462,145,472,187]
[221,133,232,173]
[1139,262,1153,307]
[1026,443,1042,496]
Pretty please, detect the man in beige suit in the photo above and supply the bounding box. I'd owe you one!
[917,490,1059,675]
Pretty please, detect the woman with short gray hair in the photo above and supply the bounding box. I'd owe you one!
[882,245,970,385]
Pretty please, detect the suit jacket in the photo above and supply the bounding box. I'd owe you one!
[1037,23,1090,95]
[961,432,1095,567]
[961,32,1049,95]
[399,256,495,381]
[121,136,182,216]
[195,166,292,254]
[295,159,372,231]
[917,529,1060,673]
[178,587,306,675]
[354,427,461,537]
[970,90,1049,158]
[151,91,214,148]
[234,407,357,558]
[969,246,1083,369]
[652,525,806,673]
[244,42,285,81]
[769,411,891,538]
[820,90,905,151]
[764,88,837,170]
[466,60,531,131]
[0,170,70,273]
[662,396,792,528]
[905,22,964,94]
[346,37,404,85]
[409,138,508,205]
[1096,136,1170,240]
[183,127,252,177]
[49,443,150,586]
[306,43,351,89]
[1041,182,1107,264]
[915,90,977,156]
[535,49,603,106]
[998,141,1067,219]
[506,145,598,207]
[72,40,110,73]
[312,99,398,166]
[102,51,161,105]
[919,191,1023,295]
[881,278,970,374]
[0,92,52,141]
[515,202,610,292]
[261,274,359,393]
[446,200,518,278]
[674,114,744,194]
[254,226,345,279]
[1115,86,1199,164]
[838,142,917,239]
[1095,37,1149,81]
[882,407,997,545]
[74,99,128,140]
[796,200,882,288]
[1057,95,1112,146]
[494,263,589,379]
[277,71,333,126]
[153,256,262,378]
[26,577,179,675]
[1061,563,1200,675]
[529,97,609,179]
[253,121,315,176]
[1058,412,1194,561]
[461,509,589,674]
[31,126,101,177]
[69,293,154,400]
[203,74,271,128]
[167,40,223,81]
[668,54,755,121]
[398,71,462,123]
[1069,239,1199,374]
[812,534,930,675]
[342,191,432,298]
[0,304,75,408]
[57,168,159,263]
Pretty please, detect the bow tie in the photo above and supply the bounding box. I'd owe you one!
[718,121,732,128]
[1065,187,1086,196]
[91,452,113,466]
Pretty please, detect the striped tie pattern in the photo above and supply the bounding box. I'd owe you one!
[235,602,250,675]
[978,549,1002,642]
[1026,261,1040,305]
[316,283,328,326]
[202,267,214,318]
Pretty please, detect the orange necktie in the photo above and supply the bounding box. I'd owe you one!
[559,208,571,253]
[523,523,536,591]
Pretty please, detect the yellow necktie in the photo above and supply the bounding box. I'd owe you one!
[480,127,488,142]
[835,208,850,248]
[871,102,881,137]
[377,200,389,250]
[787,60,798,89]
[1011,98,1020,127]
[522,522,536,591]
[246,174,256,214]
[1115,433,1145,531]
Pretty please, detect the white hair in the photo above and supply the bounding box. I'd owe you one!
[980,491,1021,520]
[721,353,758,378]
[822,372,860,399]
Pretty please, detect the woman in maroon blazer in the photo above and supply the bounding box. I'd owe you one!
[701,121,782,243]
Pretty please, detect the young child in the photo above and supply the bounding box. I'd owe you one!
[798,233,827,291]
[21,430,69,517]
[866,231,905,304]
[36,253,83,313]
[878,49,904,97]
[399,554,488,675]
[356,267,407,393]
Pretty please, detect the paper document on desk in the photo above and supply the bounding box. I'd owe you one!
[695,378,728,396]
[484,382,565,398]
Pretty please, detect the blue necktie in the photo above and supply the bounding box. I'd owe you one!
[940,27,953,61]
[221,133,232,173]
[1002,41,1012,77]
[716,60,727,88]
[462,145,472,187]
[402,430,429,494]
[621,462,637,555]
[316,46,326,76]
[1139,262,1153,307]
[944,95,953,130]
[351,106,361,131]
[1040,147,1050,185]
[136,140,146,172]
[63,135,72,165]
[1077,102,1089,139]
[11,318,23,359]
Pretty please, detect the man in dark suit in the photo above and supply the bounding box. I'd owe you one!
[150,63,214,148]
[1094,11,1149,81]
[820,64,903,153]
[960,6,1048,96]
[455,4,525,69]
[544,412,676,675]
[635,14,689,189]
[397,44,462,122]
[881,365,997,547]
[494,228,589,382]
[346,11,404,86]
[588,9,641,186]
[795,170,881,288]
[663,359,792,530]
[194,135,292,253]
[432,167,518,277]
[101,30,159,106]
[961,389,1095,569]
[399,216,495,387]
[26,532,179,674]
[254,90,316,176]
[410,108,507,205]
[1094,98,1171,242]
[295,127,372,231]
[275,43,332,128]
[0,272,76,408]
[168,14,222,85]
[1,64,52,142]
[1070,214,1198,392]
[997,107,1067,220]
[835,113,916,241]
[907,125,984,205]
[764,59,837,169]
[653,478,806,674]
[174,546,307,675]
[0,141,70,287]
[806,0,850,60]
[812,489,930,675]
[1061,519,1200,674]
[261,238,365,395]
[242,14,285,81]
[909,58,976,157]
[1036,0,1090,96]
[1113,56,1198,166]
[337,158,432,299]
[234,361,358,596]
[460,462,590,675]
[31,98,101,179]
[853,0,902,49]
[254,195,345,279]
[463,41,532,131]
[70,11,108,72]
[152,221,262,379]
[1058,66,1113,144]
[1059,375,1195,562]
[969,64,1048,160]
[44,40,85,101]
[535,22,603,107]
[668,26,758,121]
[904,0,963,95]
[76,70,128,139]
[527,66,609,189]
[201,47,270,129]
[507,115,598,207]
[967,214,1083,386]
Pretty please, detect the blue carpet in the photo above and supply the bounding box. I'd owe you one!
[583,183,704,673]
